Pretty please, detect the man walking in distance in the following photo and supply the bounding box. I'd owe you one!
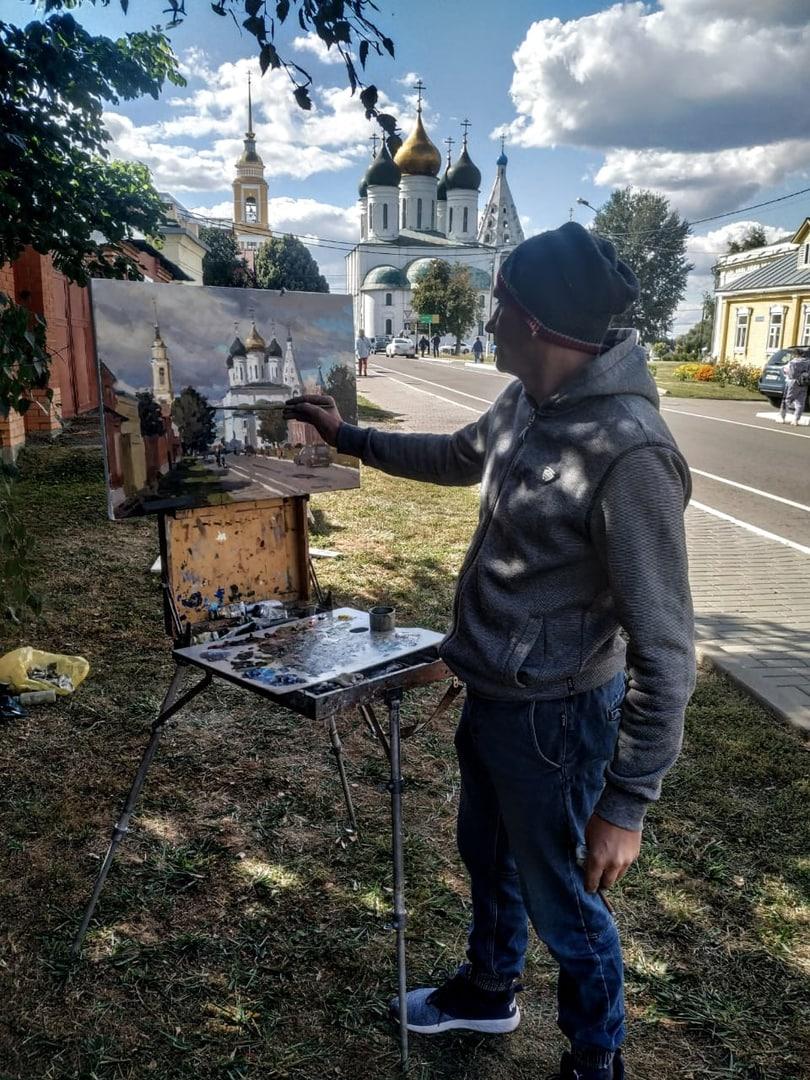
[285,223,695,1080]
[431,330,441,357]
[355,328,371,378]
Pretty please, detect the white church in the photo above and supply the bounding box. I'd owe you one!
[345,85,524,345]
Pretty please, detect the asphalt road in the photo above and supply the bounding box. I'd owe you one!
[370,355,810,549]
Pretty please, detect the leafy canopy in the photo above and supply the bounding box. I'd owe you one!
[254,235,329,293]
[171,387,217,455]
[411,260,479,350]
[593,188,693,344]
[726,225,768,254]
[200,227,252,288]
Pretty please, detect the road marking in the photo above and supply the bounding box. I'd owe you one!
[663,407,810,439]
[372,364,498,405]
[230,464,301,496]
[375,373,483,414]
[690,468,810,513]
[691,500,810,556]
[755,410,810,427]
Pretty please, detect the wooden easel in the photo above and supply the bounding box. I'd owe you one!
[70,495,461,1069]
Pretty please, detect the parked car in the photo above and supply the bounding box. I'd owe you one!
[385,336,416,357]
[374,335,391,353]
[438,341,469,355]
[758,346,807,407]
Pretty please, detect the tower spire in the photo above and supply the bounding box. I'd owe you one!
[247,71,254,136]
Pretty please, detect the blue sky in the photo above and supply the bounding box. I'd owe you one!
[6,0,810,330]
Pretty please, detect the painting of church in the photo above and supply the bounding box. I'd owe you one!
[91,279,359,520]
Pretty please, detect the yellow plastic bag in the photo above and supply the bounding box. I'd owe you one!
[0,647,90,695]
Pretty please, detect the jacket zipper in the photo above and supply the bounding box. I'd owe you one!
[444,407,538,644]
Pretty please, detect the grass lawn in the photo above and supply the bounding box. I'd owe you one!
[0,438,808,1080]
[653,361,763,402]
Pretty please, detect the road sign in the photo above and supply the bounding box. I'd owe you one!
[418,314,440,325]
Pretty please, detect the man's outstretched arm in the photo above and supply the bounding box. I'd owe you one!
[284,394,492,486]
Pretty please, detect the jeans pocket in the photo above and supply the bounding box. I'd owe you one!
[527,700,565,770]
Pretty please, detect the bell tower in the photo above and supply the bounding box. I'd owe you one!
[150,301,173,406]
[233,73,270,243]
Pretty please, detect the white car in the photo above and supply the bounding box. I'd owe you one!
[385,337,416,357]
[439,341,469,355]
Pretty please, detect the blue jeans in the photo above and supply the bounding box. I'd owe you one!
[454,671,626,1054]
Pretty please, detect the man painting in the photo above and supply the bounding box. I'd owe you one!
[285,223,695,1080]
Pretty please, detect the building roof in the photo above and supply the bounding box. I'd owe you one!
[446,144,481,192]
[717,248,810,293]
[363,265,410,289]
[394,111,441,177]
[406,258,440,284]
[364,140,401,188]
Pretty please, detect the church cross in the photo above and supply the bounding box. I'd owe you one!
[461,118,471,144]
[370,132,379,156]
[413,79,426,110]
[444,135,454,164]
[500,134,506,154]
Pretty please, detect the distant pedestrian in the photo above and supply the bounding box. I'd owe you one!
[419,335,430,357]
[471,336,484,363]
[778,349,810,425]
[431,332,441,357]
[355,329,371,378]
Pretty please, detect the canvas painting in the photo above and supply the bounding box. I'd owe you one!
[91,279,359,520]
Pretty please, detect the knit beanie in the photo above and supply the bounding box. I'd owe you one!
[498,221,639,354]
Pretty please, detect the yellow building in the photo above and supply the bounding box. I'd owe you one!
[713,219,810,365]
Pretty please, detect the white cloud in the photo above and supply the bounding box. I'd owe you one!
[292,33,346,65]
[503,2,810,215]
[105,56,416,194]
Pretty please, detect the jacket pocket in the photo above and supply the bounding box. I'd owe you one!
[503,614,544,687]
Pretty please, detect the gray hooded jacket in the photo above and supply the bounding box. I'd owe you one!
[336,329,696,829]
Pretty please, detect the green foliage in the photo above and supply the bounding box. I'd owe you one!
[0,468,41,622]
[593,188,692,344]
[171,387,216,455]
[257,402,288,445]
[136,391,165,437]
[411,260,479,350]
[674,293,715,359]
[0,294,50,420]
[254,235,328,293]
[324,364,357,425]
[713,360,762,391]
[200,227,251,288]
[727,225,768,254]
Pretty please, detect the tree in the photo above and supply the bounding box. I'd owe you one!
[726,225,768,254]
[411,260,479,352]
[254,236,329,293]
[674,293,715,358]
[593,188,692,344]
[200,227,251,288]
[324,365,357,425]
[137,391,165,437]
[171,387,216,455]
[257,402,289,445]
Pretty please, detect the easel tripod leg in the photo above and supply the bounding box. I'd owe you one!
[328,715,358,835]
[70,665,210,958]
[387,690,408,1069]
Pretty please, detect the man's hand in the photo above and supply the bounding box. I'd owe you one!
[283,395,343,446]
[583,814,641,893]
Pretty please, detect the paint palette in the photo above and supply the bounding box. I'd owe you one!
[175,607,444,694]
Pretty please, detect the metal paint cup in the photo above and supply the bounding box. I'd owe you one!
[369,605,396,632]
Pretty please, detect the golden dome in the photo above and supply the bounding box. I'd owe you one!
[394,111,441,177]
[244,320,266,352]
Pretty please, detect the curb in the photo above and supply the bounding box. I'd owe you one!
[696,641,810,734]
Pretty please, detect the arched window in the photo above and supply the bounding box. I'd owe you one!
[158,366,165,385]
[401,201,407,228]
[463,207,469,234]
[385,318,393,335]
[245,196,257,223]
[449,207,454,232]
[431,201,435,229]
[417,198,423,230]
[385,292,392,306]
[383,203,388,230]
[368,204,373,231]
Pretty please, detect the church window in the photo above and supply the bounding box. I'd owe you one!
[385,292,392,306]
[368,204,373,231]
[449,208,454,232]
[402,201,407,228]
[417,198,423,229]
[158,366,165,385]
[431,201,435,229]
[383,203,388,230]
[385,318,393,335]
[245,196,257,223]
[463,207,469,233]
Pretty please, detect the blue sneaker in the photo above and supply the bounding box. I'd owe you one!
[390,967,521,1034]
[550,1048,625,1079]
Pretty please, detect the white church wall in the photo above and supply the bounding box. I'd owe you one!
[400,175,438,233]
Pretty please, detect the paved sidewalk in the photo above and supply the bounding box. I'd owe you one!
[363,362,810,732]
